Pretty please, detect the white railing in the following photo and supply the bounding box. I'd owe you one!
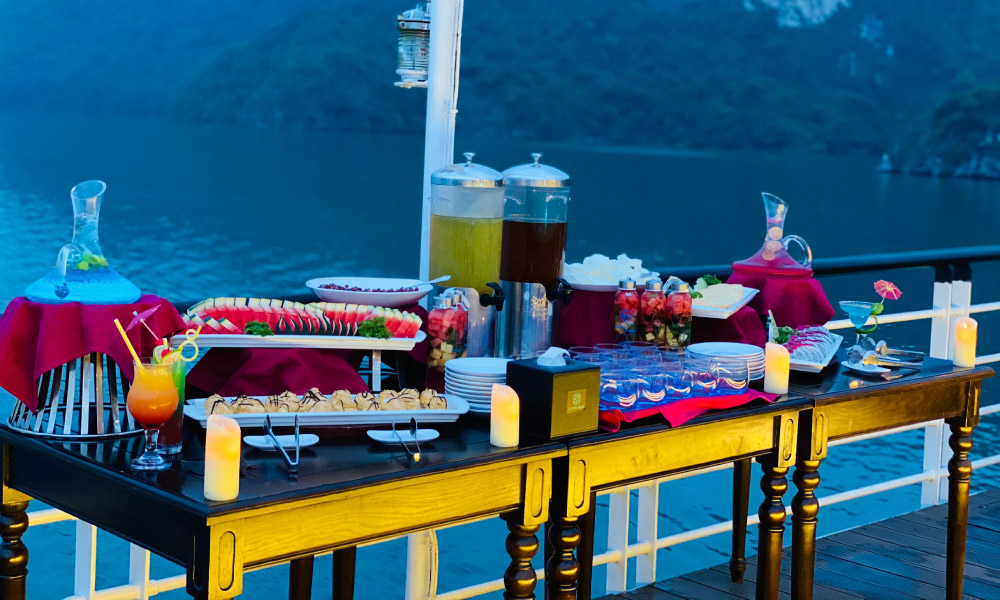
[13,277,999,599]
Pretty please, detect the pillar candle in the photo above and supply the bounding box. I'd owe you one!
[490,384,520,448]
[204,415,241,501]
[953,317,978,368]
[764,342,790,395]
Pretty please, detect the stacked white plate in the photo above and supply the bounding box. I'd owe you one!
[687,342,766,381]
[444,357,510,415]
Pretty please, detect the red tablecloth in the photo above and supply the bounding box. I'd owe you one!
[598,389,779,432]
[187,304,429,398]
[0,295,186,411]
[727,271,834,328]
[556,289,766,349]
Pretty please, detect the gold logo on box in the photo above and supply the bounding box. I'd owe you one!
[567,389,586,413]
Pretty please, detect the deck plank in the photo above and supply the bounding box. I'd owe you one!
[622,487,1000,600]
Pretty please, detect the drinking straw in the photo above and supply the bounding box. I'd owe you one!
[114,318,142,364]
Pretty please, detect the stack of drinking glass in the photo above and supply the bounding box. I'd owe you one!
[569,341,751,412]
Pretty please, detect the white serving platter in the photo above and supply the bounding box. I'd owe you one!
[184,392,467,427]
[842,361,889,375]
[691,287,759,319]
[789,333,844,373]
[173,330,424,351]
[244,434,320,451]
[306,276,432,308]
[366,428,440,445]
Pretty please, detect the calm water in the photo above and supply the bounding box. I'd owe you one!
[2,110,999,598]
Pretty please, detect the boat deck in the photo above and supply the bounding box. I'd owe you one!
[600,488,1000,600]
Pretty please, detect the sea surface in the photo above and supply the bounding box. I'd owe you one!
[1,109,999,598]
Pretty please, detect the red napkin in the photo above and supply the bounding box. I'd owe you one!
[0,295,186,411]
[598,389,779,432]
[727,271,834,328]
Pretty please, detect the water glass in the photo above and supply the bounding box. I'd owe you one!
[715,362,750,396]
[595,343,629,362]
[662,362,692,400]
[569,346,604,364]
[623,340,660,357]
[636,367,668,407]
[600,369,640,410]
[686,358,720,396]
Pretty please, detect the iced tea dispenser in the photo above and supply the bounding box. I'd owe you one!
[496,153,572,359]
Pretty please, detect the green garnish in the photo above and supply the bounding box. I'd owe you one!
[244,321,274,337]
[775,326,796,345]
[358,317,392,340]
[702,274,722,286]
[690,291,703,299]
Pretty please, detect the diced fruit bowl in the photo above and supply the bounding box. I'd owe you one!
[306,276,433,308]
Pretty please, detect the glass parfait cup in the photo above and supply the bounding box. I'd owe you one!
[127,360,180,470]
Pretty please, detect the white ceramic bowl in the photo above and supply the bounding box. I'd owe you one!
[306,276,432,308]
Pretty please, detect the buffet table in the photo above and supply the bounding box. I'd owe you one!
[787,355,992,600]
[0,422,564,600]
[546,394,812,600]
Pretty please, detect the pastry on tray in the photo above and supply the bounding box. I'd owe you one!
[428,393,447,410]
[333,390,357,411]
[356,391,378,411]
[384,397,407,411]
[206,394,232,415]
[419,388,436,408]
[298,388,325,412]
[398,388,421,410]
[266,391,298,413]
[233,395,266,414]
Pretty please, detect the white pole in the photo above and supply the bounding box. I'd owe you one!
[418,0,464,281]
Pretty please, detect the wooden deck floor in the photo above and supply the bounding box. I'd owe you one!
[600,488,1000,600]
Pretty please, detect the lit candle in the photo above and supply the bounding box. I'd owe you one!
[953,317,978,368]
[764,342,790,395]
[204,415,241,501]
[490,384,519,448]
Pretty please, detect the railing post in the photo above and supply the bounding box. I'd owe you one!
[73,520,97,599]
[129,543,151,599]
[405,530,438,600]
[605,487,631,595]
[634,481,659,586]
[922,277,953,506]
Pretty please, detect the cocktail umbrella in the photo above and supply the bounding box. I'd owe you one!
[127,305,161,341]
[874,280,902,300]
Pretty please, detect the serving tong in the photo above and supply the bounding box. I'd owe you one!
[859,337,925,361]
[392,418,422,463]
[263,414,300,477]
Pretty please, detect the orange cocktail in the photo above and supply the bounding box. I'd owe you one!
[127,361,179,471]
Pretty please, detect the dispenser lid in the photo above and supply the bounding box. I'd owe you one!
[618,278,636,290]
[645,278,663,292]
[668,280,690,293]
[503,153,570,188]
[431,152,504,188]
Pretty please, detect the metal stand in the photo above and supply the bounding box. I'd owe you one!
[7,353,142,440]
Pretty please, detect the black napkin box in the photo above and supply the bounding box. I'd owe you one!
[506,357,601,441]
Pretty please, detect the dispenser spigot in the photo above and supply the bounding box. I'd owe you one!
[479,282,505,312]
[546,278,573,305]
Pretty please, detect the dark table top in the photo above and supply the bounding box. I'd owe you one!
[0,418,565,519]
[788,350,993,404]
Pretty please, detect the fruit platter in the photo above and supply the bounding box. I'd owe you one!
[689,276,759,319]
[306,276,433,308]
[184,387,469,427]
[176,297,425,350]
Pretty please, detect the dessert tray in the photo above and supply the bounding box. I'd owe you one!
[788,331,843,373]
[306,276,432,308]
[173,330,425,350]
[185,387,468,427]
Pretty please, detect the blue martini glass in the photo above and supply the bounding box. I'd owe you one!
[839,300,877,346]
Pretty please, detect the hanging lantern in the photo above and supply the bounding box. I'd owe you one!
[397,3,431,85]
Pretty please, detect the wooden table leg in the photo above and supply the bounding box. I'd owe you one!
[946,417,974,600]
[332,546,357,600]
[288,556,314,600]
[576,491,598,600]
[0,498,29,600]
[755,455,789,600]
[503,512,541,599]
[730,458,752,583]
[791,458,822,600]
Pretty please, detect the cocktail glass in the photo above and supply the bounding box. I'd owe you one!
[127,361,180,471]
[839,300,877,345]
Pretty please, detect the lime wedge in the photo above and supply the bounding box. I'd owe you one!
[871,303,884,316]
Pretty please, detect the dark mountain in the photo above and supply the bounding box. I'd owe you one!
[1,0,998,155]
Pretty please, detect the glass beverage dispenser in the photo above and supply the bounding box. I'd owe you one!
[496,153,572,359]
[429,153,505,356]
